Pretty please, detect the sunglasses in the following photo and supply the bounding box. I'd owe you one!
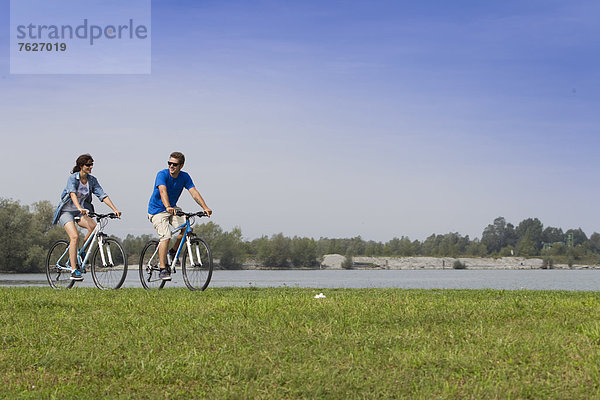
[168,161,180,167]
[85,163,94,167]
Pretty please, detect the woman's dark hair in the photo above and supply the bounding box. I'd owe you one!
[170,151,185,166]
[72,154,94,173]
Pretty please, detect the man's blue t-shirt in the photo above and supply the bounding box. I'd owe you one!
[148,169,195,215]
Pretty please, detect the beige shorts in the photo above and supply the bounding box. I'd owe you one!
[148,209,186,241]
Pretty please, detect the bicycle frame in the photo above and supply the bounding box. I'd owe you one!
[52,216,115,272]
[139,210,212,291]
[146,214,204,272]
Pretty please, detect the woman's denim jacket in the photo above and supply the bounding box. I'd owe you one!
[52,173,108,224]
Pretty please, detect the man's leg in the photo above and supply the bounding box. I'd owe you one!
[159,239,170,269]
[171,231,184,254]
[169,210,187,259]
[149,212,173,273]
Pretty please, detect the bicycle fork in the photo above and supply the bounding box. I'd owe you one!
[185,237,204,268]
[97,233,114,267]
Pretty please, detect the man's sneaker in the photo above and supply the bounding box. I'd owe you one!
[159,268,172,281]
[70,269,84,281]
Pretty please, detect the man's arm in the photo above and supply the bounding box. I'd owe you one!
[189,187,212,216]
[158,185,175,215]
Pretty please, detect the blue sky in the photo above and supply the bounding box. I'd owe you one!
[1,0,599,241]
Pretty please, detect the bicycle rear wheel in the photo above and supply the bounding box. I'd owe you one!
[91,237,128,289]
[139,240,166,290]
[45,240,75,290]
[181,237,213,291]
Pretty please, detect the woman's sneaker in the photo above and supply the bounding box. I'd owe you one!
[70,269,84,281]
[159,268,171,281]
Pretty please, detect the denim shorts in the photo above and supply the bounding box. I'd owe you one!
[58,210,82,226]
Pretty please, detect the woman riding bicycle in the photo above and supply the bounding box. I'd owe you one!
[52,154,121,281]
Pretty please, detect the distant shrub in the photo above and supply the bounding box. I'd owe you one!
[342,253,353,269]
[453,260,467,269]
[499,246,515,257]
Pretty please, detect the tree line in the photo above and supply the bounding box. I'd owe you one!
[1,198,599,272]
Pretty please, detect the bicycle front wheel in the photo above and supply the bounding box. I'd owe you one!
[45,240,74,290]
[91,237,128,289]
[139,240,166,290]
[181,237,213,291]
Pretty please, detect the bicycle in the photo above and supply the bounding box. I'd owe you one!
[139,210,213,291]
[45,212,128,290]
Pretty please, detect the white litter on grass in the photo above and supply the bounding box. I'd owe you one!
[314,293,326,299]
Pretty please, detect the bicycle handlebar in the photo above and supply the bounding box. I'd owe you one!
[175,210,209,218]
[87,212,120,220]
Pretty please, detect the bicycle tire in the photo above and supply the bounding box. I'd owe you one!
[45,240,75,290]
[139,240,166,290]
[181,237,213,291]
[91,237,128,290]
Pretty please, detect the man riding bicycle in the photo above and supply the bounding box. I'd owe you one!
[147,152,212,281]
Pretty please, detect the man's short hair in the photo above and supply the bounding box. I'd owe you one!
[170,152,185,166]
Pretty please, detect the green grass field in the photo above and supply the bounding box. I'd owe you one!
[1,287,600,399]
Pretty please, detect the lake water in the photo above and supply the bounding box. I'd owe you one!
[1,269,599,291]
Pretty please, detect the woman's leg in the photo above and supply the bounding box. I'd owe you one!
[77,215,97,244]
[63,221,79,271]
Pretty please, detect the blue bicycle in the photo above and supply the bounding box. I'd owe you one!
[139,210,213,290]
[45,212,128,290]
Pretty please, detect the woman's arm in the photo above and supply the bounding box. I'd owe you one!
[102,196,122,217]
[70,192,88,215]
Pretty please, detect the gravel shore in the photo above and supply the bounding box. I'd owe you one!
[321,255,600,270]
